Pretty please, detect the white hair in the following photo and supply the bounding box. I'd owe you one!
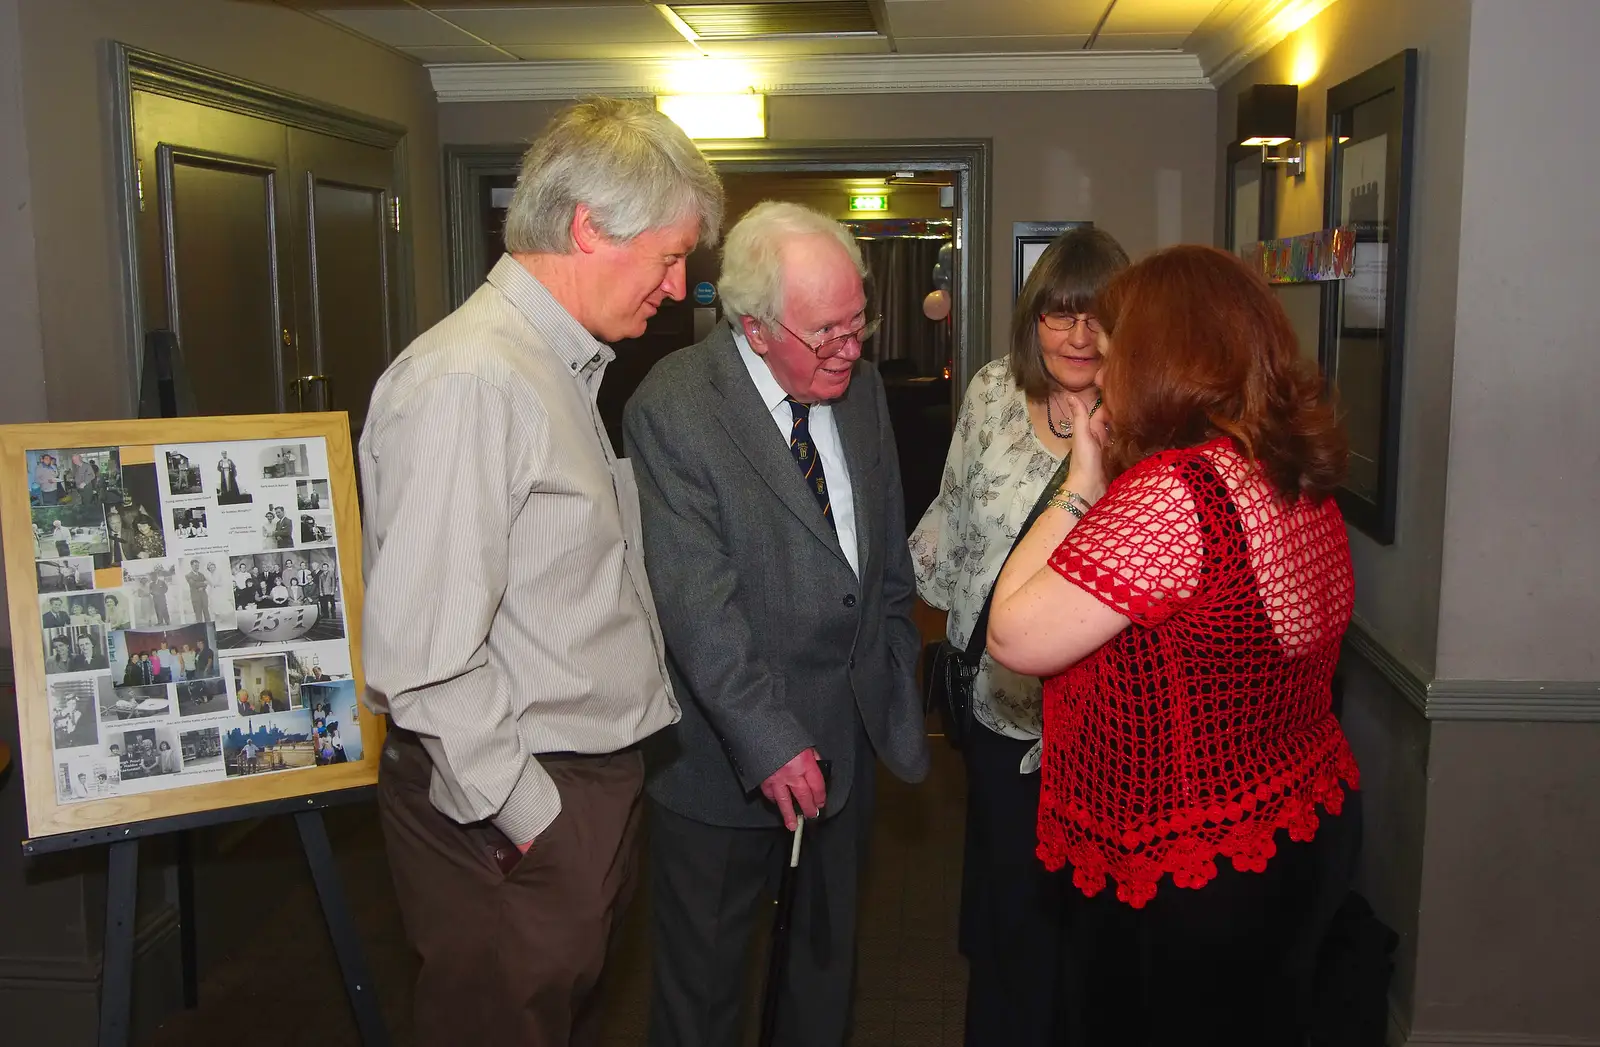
[502,97,725,254]
[718,201,867,327]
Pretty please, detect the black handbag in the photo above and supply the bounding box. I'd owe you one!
[923,457,1072,749]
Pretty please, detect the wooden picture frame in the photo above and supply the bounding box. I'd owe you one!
[1224,142,1278,253]
[1,412,379,841]
[1317,49,1419,545]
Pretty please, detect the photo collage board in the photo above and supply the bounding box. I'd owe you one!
[26,437,364,808]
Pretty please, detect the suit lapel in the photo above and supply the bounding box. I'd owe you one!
[706,330,851,569]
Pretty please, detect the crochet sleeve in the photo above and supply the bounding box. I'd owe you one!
[1048,455,1205,626]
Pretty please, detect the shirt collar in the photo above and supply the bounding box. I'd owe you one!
[487,254,615,378]
[733,324,800,415]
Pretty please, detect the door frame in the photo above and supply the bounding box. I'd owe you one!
[109,43,419,414]
[444,139,992,395]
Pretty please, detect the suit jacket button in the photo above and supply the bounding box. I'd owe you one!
[843,593,857,608]
[849,656,856,669]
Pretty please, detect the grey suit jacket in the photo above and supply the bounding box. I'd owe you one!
[623,324,929,829]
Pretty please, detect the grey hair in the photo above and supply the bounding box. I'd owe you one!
[718,201,867,327]
[502,97,725,254]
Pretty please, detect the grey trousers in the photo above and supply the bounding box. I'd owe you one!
[646,755,877,1047]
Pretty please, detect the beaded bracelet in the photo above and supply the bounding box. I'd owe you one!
[1047,495,1085,520]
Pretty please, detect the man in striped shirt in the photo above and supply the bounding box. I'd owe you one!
[359,98,723,1047]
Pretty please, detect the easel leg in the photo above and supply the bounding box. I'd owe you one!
[177,829,199,1007]
[98,838,139,1047]
[295,810,390,1047]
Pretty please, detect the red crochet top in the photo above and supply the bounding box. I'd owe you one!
[1038,439,1358,908]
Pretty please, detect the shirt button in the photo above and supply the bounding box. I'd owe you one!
[842,594,857,608]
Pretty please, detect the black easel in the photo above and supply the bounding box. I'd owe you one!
[23,788,389,1047]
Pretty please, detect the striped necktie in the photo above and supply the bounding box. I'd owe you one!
[785,397,834,532]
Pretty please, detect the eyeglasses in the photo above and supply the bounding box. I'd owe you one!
[772,315,882,358]
[1040,312,1104,334]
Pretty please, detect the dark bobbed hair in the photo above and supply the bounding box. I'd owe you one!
[1008,227,1130,399]
[1097,245,1347,500]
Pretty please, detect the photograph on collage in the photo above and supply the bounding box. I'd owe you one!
[36,556,95,593]
[222,548,344,647]
[114,725,184,781]
[222,710,316,777]
[179,727,224,771]
[99,683,172,723]
[29,447,121,509]
[231,653,291,715]
[261,444,312,480]
[304,679,362,765]
[43,625,109,675]
[30,500,110,559]
[49,678,102,749]
[109,624,220,693]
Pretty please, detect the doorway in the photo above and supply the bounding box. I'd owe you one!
[443,140,991,530]
[112,46,417,440]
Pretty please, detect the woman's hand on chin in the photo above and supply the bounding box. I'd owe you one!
[1063,393,1109,504]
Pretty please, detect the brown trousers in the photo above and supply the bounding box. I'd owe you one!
[378,725,645,1047]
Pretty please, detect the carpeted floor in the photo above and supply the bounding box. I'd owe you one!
[134,727,968,1047]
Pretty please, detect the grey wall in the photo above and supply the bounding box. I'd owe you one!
[1435,0,1600,683]
[14,0,447,425]
[1215,0,1472,676]
[1405,1,1600,1041]
[440,87,1219,359]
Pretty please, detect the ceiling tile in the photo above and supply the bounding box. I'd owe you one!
[503,40,703,59]
[884,0,1103,38]
[695,36,891,57]
[398,44,514,62]
[1099,0,1220,35]
[894,34,1090,54]
[1089,32,1193,50]
[441,5,688,45]
[318,8,481,46]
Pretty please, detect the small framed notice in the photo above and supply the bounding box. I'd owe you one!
[1,412,379,842]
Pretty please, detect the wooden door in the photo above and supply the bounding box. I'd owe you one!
[287,129,400,440]
[133,93,403,431]
[133,91,298,417]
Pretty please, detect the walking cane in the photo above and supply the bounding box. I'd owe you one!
[758,815,806,1047]
[758,758,829,1047]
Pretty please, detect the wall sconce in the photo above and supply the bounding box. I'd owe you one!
[1237,83,1304,177]
[655,92,766,140]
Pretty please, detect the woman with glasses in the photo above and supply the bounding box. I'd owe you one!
[986,246,1358,1046]
[910,226,1128,1045]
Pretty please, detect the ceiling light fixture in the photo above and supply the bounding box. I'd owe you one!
[656,92,767,141]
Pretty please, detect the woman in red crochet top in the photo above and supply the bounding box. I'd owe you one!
[987,245,1360,1046]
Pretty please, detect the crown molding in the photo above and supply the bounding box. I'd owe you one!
[428,50,1211,103]
[1189,0,1344,85]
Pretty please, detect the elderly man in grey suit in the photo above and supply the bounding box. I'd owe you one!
[625,201,930,1047]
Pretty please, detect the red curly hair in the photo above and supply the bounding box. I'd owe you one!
[1097,245,1346,500]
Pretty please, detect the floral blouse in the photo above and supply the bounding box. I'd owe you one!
[910,359,1064,771]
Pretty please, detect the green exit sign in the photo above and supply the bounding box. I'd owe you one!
[849,193,889,212]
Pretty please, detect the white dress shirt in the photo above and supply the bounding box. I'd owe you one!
[733,327,859,579]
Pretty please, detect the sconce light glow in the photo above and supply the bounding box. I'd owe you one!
[656,93,767,140]
[1291,42,1321,85]
[1241,136,1292,147]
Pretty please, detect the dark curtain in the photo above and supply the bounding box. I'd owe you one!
[857,237,951,377]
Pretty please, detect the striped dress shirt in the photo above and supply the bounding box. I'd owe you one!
[359,255,680,845]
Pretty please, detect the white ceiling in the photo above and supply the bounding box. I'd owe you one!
[293,0,1271,65]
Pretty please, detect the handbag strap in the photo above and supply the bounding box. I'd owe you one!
[963,454,1073,664]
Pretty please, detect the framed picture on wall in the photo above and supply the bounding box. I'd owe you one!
[1224,143,1278,254]
[1318,49,1419,545]
[1013,221,1093,298]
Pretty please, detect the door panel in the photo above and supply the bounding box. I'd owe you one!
[289,129,399,437]
[135,92,296,416]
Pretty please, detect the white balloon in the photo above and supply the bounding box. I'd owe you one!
[922,289,951,321]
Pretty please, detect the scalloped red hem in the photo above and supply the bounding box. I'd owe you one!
[1036,745,1359,910]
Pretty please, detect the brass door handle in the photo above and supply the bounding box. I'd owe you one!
[290,374,330,410]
